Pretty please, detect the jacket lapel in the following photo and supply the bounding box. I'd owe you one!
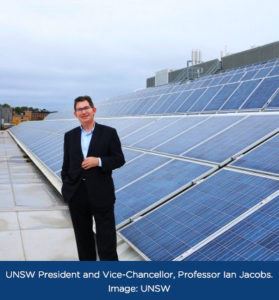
[74,127,83,159]
[87,122,101,157]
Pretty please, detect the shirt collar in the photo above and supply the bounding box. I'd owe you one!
[80,123,95,135]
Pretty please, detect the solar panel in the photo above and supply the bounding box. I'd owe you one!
[254,66,273,78]
[155,115,243,156]
[152,93,179,114]
[107,117,155,138]
[228,72,245,83]
[184,196,279,261]
[122,149,143,162]
[203,83,239,111]
[166,90,192,113]
[199,78,213,88]
[177,88,206,112]
[239,70,258,81]
[10,113,279,182]
[126,98,144,115]
[232,134,279,175]
[219,74,232,84]
[122,117,180,145]
[209,75,224,86]
[95,59,279,117]
[145,96,167,114]
[136,96,159,115]
[269,66,279,76]
[113,153,169,190]
[241,76,279,109]
[48,160,63,173]
[188,86,221,112]
[267,91,279,109]
[115,159,212,226]
[184,115,279,163]
[131,115,210,149]
[119,169,279,260]
[220,79,261,110]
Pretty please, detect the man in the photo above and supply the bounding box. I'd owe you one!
[61,95,125,261]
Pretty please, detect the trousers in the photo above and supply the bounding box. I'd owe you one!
[68,180,118,261]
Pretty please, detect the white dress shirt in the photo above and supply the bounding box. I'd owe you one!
[80,125,102,167]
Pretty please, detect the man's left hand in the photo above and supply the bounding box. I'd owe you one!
[81,157,100,170]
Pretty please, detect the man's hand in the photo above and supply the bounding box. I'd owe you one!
[81,157,100,170]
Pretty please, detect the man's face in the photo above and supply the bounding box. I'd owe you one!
[74,100,96,125]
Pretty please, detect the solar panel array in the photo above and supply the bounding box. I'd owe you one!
[183,195,279,261]
[96,59,279,117]
[9,58,279,261]
[10,114,279,228]
[119,170,279,260]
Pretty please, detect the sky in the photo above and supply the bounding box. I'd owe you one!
[0,0,278,111]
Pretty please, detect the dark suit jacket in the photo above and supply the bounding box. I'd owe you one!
[61,123,125,207]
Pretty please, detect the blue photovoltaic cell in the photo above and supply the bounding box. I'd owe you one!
[241,70,259,81]
[122,149,143,162]
[124,99,141,115]
[177,88,206,112]
[154,93,180,114]
[49,160,63,173]
[184,196,279,261]
[133,97,149,115]
[188,86,221,112]
[109,118,146,131]
[113,154,169,190]
[132,98,148,115]
[242,76,279,109]
[174,83,190,92]
[148,94,171,114]
[203,83,239,111]
[209,76,224,86]
[218,75,232,84]
[115,159,211,225]
[133,116,208,150]
[228,72,244,83]
[269,66,279,76]
[221,79,261,110]
[184,115,279,163]
[112,118,155,138]
[143,96,163,115]
[122,117,179,146]
[36,138,62,158]
[253,67,273,79]
[267,92,279,108]
[45,111,73,120]
[120,170,279,260]
[41,148,62,165]
[166,90,192,113]
[170,84,184,92]
[190,80,203,89]
[145,96,167,114]
[156,115,243,156]
[232,134,279,175]
[116,101,133,116]
[45,155,60,166]
[206,75,218,87]
[10,121,69,146]
[199,78,212,88]
[122,149,143,163]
